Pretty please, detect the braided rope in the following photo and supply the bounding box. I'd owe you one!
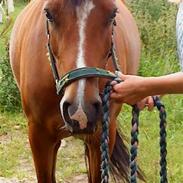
[101,82,112,183]
[101,80,168,183]
[101,78,121,183]
[130,105,140,183]
[153,97,168,183]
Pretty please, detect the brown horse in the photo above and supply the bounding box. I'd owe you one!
[10,0,141,182]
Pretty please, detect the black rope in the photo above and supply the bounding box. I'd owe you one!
[46,20,60,82]
[153,97,168,183]
[129,97,168,183]
[130,105,140,183]
[101,78,140,183]
[101,79,168,183]
[101,78,121,183]
[101,82,112,183]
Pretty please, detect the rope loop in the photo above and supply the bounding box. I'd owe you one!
[101,82,112,183]
[100,78,122,183]
[153,97,168,183]
[101,81,168,183]
[130,105,140,183]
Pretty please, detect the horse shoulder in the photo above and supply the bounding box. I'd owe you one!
[10,0,41,86]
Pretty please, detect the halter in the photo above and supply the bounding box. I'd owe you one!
[46,19,121,95]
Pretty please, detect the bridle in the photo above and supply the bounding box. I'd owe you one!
[45,19,121,95]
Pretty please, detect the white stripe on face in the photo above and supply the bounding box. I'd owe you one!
[76,0,95,104]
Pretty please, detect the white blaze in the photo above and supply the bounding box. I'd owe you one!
[76,0,95,105]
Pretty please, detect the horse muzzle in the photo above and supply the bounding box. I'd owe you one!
[60,100,102,134]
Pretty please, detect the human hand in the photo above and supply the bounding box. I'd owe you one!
[136,96,154,111]
[110,72,159,111]
[110,72,150,105]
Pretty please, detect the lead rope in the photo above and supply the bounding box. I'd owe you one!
[101,81,168,183]
[153,96,168,183]
[101,82,112,183]
[101,78,121,183]
[130,105,140,183]
[130,96,168,183]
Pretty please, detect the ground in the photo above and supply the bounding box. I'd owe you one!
[0,117,88,182]
[0,102,183,182]
[0,175,88,183]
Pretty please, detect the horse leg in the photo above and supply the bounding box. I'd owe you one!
[28,121,61,183]
[85,141,101,183]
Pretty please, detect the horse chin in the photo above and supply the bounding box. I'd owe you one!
[63,119,98,135]
[71,120,98,134]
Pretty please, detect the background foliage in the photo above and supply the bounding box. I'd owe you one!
[0,1,25,112]
[0,48,21,112]
[128,0,180,76]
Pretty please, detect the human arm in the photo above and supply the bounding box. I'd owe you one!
[110,72,183,105]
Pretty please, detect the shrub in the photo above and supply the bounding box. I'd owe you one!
[128,0,180,76]
[0,46,21,112]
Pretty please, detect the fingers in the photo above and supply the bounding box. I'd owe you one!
[110,92,123,100]
[115,71,123,78]
[115,71,127,81]
[110,80,118,86]
[137,96,155,111]
[147,96,154,111]
[137,98,147,110]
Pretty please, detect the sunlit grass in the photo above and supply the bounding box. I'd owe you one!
[118,94,183,182]
[0,113,86,182]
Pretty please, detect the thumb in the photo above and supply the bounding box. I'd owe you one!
[115,71,126,80]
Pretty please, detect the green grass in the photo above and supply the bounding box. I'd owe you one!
[0,113,86,182]
[0,1,183,182]
[119,95,183,182]
[1,96,183,182]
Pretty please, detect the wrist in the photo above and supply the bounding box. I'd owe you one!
[141,77,160,96]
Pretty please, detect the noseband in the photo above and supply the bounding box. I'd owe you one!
[45,19,121,95]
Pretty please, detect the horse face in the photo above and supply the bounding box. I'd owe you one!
[44,0,117,134]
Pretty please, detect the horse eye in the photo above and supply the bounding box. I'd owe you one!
[44,9,54,22]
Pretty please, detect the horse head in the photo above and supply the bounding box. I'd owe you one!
[44,0,118,134]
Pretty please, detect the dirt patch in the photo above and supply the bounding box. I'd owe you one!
[66,174,88,183]
[0,174,88,183]
[0,177,35,183]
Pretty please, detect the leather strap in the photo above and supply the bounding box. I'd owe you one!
[56,67,116,94]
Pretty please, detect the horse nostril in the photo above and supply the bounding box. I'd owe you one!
[62,101,71,123]
[92,101,102,115]
[63,101,71,112]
